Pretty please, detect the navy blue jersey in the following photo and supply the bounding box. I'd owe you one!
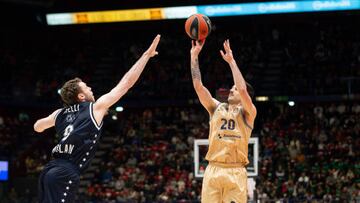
[52,102,103,173]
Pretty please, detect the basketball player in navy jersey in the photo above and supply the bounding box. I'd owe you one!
[33,35,160,203]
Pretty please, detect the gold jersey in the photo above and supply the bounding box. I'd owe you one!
[205,103,253,166]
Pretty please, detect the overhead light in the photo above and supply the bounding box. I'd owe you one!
[112,115,118,120]
[57,89,61,95]
[115,106,124,112]
[288,101,295,106]
[255,96,269,102]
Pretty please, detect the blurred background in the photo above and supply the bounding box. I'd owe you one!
[0,0,359,202]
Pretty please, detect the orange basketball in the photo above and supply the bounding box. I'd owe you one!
[185,14,212,40]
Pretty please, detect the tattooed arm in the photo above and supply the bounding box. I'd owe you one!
[190,40,219,116]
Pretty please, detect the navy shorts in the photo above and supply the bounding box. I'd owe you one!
[38,159,80,203]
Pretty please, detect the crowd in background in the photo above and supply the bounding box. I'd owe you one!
[1,102,359,202]
[256,103,359,202]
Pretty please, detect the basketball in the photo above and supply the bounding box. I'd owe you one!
[185,14,212,40]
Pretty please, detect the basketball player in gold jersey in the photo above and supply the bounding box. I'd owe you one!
[190,39,257,203]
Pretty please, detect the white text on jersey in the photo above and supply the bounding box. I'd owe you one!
[52,144,75,154]
[63,104,80,114]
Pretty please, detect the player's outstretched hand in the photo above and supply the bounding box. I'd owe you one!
[190,39,205,57]
[220,39,235,63]
[144,34,161,57]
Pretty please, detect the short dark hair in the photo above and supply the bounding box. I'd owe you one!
[60,77,82,106]
[246,82,255,100]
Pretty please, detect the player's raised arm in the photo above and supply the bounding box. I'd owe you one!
[93,34,161,116]
[190,40,219,116]
[220,39,257,119]
[34,109,61,133]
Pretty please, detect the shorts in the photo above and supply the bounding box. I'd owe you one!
[201,163,247,203]
[38,159,80,203]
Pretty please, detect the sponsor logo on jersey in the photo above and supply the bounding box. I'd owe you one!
[66,114,76,122]
[217,133,241,140]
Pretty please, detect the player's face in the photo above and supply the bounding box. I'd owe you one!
[228,85,241,104]
[78,82,95,102]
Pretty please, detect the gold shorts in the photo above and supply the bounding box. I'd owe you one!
[201,163,247,203]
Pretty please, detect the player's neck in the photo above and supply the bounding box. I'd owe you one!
[227,103,239,111]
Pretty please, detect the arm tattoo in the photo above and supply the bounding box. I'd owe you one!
[191,58,202,81]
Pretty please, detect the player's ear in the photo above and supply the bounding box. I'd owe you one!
[78,93,86,102]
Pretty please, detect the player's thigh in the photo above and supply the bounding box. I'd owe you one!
[43,167,80,203]
[222,167,247,203]
[222,190,246,203]
[201,165,222,203]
